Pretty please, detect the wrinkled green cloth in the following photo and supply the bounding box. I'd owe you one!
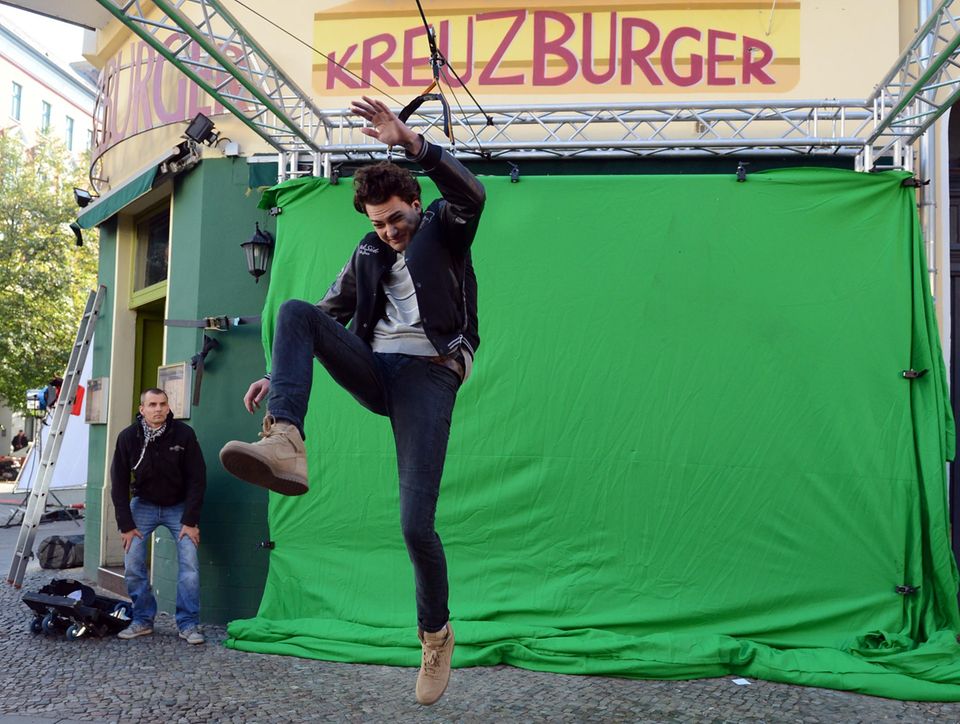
[228,168,960,700]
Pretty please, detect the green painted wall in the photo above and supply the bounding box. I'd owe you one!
[150,158,273,625]
[84,220,117,580]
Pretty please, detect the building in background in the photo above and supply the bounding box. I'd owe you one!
[0,6,96,153]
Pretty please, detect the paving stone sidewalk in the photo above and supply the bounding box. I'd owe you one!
[2,570,960,723]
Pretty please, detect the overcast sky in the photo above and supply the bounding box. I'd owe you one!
[0,4,86,65]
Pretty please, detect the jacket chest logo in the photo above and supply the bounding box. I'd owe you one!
[358,243,379,256]
[169,444,184,452]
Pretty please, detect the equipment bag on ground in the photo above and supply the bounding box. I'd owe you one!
[38,535,84,569]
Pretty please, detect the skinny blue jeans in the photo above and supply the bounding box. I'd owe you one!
[124,497,201,630]
[268,299,460,632]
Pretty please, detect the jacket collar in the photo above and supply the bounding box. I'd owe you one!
[136,411,174,436]
[364,234,399,270]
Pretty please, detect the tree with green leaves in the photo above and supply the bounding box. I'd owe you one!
[0,130,98,413]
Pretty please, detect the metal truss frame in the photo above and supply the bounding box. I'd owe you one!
[92,0,330,159]
[861,0,960,171]
[90,0,960,178]
[318,100,874,164]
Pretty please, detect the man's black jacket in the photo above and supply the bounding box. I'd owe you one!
[110,412,206,533]
[317,139,486,358]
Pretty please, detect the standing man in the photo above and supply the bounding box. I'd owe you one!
[111,388,207,644]
[220,96,485,705]
[11,429,28,452]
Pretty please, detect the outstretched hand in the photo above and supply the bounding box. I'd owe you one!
[351,96,422,155]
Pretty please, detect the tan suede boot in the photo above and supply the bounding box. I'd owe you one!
[219,415,308,495]
[416,623,454,705]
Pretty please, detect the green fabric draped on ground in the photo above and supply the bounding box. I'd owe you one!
[225,168,960,700]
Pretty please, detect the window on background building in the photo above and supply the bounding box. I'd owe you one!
[65,116,74,150]
[40,101,51,132]
[86,129,93,150]
[10,82,21,121]
[134,206,170,292]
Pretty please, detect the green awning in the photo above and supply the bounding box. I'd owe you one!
[76,164,159,229]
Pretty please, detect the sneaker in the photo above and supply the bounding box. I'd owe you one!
[179,627,205,645]
[416,623,454,705]
[219,415,308,495]
[117,621,153,640]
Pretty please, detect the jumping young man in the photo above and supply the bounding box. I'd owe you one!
[220,96,485,705]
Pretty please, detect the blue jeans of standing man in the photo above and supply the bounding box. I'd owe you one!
[267,299,461,633]
[124,497,201,630]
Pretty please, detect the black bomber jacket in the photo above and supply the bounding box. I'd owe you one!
[110,412,207,533]
[316,139,486,358]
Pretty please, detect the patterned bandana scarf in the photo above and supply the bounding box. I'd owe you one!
[133,416,167,471]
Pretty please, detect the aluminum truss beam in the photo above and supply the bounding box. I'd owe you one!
[92,0,330,161]
[862,0,960,170]
[91,1,960,174]
[318,100,874,163]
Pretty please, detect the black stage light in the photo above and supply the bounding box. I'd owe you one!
[184,113,219,145]
[73,188,94,207]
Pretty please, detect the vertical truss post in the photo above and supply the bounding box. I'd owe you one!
[918,0,938,287]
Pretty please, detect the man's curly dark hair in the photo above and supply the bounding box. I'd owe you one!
[353,162,421,214]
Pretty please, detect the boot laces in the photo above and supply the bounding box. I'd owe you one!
[423,647,442,675]
[258,414,277,439]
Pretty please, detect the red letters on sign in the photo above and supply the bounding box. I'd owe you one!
[478,10,527,85]
[661,27,702,87]
[582,12,617,85]
[403,25,433,87]
[707,29,737,86]
[742,35,776,85]
[533,11,579,86]
[362,33,399,87]
[154,34,187,122]
[320,12,781,91]
[327,45,363,90]
[621,17,662,86]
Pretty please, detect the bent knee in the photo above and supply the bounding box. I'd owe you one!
[278,299,314,319]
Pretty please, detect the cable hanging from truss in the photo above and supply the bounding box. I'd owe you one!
[232,0,493,156]
[401,0,494,158]
[232,0,404,106]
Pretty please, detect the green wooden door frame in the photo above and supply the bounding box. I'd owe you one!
[132,299,166,419]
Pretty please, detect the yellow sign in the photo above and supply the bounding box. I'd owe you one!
[312,0,800,99]
[92,0,801,159]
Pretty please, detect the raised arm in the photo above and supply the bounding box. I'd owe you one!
[408,140,485,231]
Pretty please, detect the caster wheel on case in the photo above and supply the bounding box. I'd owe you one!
[41,613,57,635]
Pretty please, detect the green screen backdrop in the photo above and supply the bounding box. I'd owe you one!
[225,168,960,700]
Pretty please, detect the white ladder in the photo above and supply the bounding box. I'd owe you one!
[6,285,106,588]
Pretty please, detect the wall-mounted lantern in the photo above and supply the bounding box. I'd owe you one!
[241,222,274,283]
